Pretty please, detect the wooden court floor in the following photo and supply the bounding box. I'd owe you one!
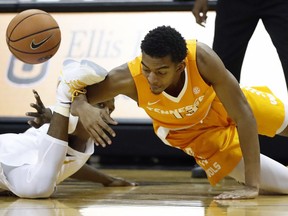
[1,169,288,216]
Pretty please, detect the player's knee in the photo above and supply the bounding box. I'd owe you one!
[278,125,288,137]
[13,182,55,198]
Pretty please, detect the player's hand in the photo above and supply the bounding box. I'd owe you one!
[98,106,116,124]
[214,186,259,200]
[103,177,138,187]
[26,89,52,128]
[192,0,208,27]
[72,99,118,147]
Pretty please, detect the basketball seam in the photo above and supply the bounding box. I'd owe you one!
[8,27,60,43]
[7,12,55,41]
[8,41,61,54]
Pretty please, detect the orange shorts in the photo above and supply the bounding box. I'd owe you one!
[157,86,286,185]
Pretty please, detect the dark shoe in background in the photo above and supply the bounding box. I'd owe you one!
[191,164,207,178]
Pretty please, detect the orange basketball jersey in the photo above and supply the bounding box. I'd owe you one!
[128,40,286,185]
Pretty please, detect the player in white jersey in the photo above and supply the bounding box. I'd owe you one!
[0,59,136,198]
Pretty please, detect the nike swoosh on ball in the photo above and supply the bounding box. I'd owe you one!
[30,35,53,50]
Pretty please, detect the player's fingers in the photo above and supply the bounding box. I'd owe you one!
[33,89,45,107]
[27,120,41,129]
[88,128,111,147]
[214,193,240,200]
[25,111,41,118]
[26,109,42,117]
[99,119,116,138]
[198,15,206,27]
[90,120,115,147]
[32,89,38,95]
[101,110,118,125]
[192,8,202,24]
[194,15,201,25]
[30,103,43,113]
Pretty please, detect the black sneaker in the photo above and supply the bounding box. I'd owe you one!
[191,164,207,178]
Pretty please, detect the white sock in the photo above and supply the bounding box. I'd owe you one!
[54,105,70,117]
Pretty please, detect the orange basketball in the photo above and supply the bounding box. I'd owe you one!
[6,9,61,64]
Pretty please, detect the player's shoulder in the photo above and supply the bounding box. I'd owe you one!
[195,41,216,66]
[107,63,134,85]
[109,63,131,77]
[196,41,212,54]
[107,63,137,99]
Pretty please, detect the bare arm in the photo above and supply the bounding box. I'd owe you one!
[71,63,138,145]
[70,164,137,187]
[196,42,260,199]
[85,63,138,104]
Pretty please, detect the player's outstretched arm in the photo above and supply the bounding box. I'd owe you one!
[196,42,260,199]
[70,164,138,187]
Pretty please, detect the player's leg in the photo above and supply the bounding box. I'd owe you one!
[228,154,288,194]
[213,0,259,81]
[227,87,288,193]
[2,106,70,198]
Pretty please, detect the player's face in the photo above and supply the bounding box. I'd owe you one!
[95,98,115,114]
[141,52,185,95]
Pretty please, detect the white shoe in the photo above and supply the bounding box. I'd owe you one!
[61,58,108,86]
[56,81,74,107]
[59,58,108,102]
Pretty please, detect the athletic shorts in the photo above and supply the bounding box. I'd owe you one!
[0,124,94,191]
[159,86,287,185]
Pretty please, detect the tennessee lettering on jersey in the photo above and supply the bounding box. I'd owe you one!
[128,40,216,130]
[146,95,204,119]
[206,162,222,178]
[196,159,222,178]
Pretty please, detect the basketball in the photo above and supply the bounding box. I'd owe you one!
[6,9,61,64]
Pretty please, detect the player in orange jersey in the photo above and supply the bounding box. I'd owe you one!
[68,26,288,200]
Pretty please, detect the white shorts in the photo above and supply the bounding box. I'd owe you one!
[0,123,94,192]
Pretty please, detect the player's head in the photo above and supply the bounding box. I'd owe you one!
[95,98,115,114]
[140,26,187,95]
[140,25,187,63]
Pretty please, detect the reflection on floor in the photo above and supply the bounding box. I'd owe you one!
[1,169,288,216]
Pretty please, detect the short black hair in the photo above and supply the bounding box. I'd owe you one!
[140,26,187,63]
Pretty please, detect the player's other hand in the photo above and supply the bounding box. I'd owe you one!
[214,186,259,200]
[26,89,52,128]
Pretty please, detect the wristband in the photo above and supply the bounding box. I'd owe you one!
[54,105,70,117]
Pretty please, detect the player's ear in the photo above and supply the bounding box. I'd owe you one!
[176,60,186,73]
